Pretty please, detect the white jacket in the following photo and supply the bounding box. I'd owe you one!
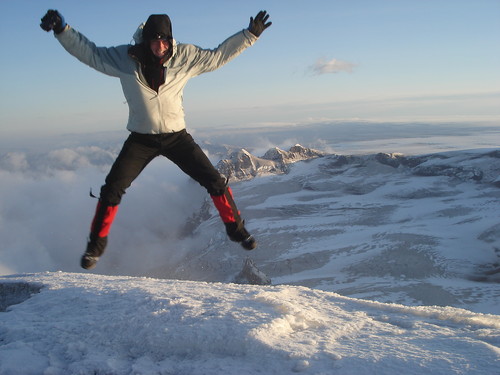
[56,25,258,134]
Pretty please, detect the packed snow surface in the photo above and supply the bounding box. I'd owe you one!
[0,272,499,375]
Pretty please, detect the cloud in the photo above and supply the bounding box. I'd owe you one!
[0,152,29,172]
[309,57,357,75]
[0,146,117,176]
[0,144,208,277]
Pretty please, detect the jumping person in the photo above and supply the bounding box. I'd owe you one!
[40,9,272,269]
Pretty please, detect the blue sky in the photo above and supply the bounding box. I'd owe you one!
[0,0,499,138]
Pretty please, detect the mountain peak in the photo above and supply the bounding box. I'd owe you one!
[217,144,324,181]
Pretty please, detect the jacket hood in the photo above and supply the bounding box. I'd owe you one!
[132,14,175,44]
[130,25,177,63]
[130,15,176,63]
[142,14,173,41]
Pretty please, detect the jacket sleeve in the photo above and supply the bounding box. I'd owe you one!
[55,26,130,77]
[181,29,258,77]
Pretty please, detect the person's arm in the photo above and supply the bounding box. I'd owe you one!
[181,10,272,77]
[40,9,129,77]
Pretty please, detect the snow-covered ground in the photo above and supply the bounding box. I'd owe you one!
[230,148,500,313]
[0,121,499,374]
[130,145,499,316]
[1,272,499,375]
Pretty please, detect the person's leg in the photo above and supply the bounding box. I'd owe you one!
[82,133,160,269]
[211,186,256,250]
[161,130,256,250]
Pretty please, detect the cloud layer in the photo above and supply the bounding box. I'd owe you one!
[0,146,208,276]
[1,124,498,277]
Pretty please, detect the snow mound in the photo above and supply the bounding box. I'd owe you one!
[0,272,499,375]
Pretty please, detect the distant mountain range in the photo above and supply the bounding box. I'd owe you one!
[216,144,325,181]
[216,144,500,186]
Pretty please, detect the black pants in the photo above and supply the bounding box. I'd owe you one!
[99,130,227,206]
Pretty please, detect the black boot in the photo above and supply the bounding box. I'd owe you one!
[225,221,257,250]
[81,235,108,269]
[81,201,118,269]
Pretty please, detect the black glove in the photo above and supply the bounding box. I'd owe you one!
[40,9,66,34]
[248,10,272,37]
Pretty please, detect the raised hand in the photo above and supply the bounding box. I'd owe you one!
[40,9,66,34]
[248,10,272,37]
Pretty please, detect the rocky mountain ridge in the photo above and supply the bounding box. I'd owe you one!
[216,144,325,181]
[215,146,500,186]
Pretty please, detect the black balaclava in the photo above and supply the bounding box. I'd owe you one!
[130,14,174,92]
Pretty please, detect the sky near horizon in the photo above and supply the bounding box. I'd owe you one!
[0,0,499,139]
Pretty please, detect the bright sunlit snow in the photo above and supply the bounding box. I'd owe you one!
[1,272,499,375]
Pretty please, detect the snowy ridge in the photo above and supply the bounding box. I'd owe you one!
[0,272,499,375]
[155,148,500,316]
[372,149,500,184]
[217,146,500,186]
[216,144,324,181]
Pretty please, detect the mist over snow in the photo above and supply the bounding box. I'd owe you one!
[0,121,499,373]
[0,147,208,277]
